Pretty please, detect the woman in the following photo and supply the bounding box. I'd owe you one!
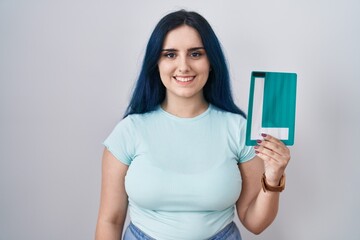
[95,10,290,240]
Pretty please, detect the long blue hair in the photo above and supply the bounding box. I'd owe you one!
[124,10,246,118]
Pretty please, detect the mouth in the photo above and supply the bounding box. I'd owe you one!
[173,76,195,83]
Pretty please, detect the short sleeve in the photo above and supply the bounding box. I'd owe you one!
[237,118,256,163]
[103,117,136,165]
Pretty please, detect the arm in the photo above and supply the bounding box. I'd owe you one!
[236,134,290,234]
[95,148,129,240]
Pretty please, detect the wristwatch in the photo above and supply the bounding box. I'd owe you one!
[261,173,286,192]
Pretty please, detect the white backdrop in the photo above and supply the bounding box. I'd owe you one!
[1,0,359,239]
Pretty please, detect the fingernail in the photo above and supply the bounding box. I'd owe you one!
[255,150,259,154]
[256,140,262,144]
[261,133,267,137]
[254,146,259,149]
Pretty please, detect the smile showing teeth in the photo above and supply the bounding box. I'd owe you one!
[174,76,195,82]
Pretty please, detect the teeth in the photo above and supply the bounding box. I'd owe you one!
[175,76,194,82]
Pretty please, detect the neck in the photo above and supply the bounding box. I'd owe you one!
[161,97,209,118]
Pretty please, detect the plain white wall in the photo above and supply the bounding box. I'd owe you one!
[1,0,359,239]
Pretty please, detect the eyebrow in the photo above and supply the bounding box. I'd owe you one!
[161,47,205,52]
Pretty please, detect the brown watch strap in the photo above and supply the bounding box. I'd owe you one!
[261,173,286,192]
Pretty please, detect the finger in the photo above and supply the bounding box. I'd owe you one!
[263,133,288,147]
[256,139,289,157]
[255,148,289,177]
[254,144,284,163]
[255,141,291,165]
[255,152,286,178]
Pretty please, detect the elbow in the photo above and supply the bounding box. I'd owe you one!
[249,228,265,235]
[242,222,269,235]
[238,207,274,235]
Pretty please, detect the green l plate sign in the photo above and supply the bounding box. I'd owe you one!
[246,71,297,146]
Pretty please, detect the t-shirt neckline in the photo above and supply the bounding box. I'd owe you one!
[158,104,212,122]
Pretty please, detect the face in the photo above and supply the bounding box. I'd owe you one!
[158,25,210,102]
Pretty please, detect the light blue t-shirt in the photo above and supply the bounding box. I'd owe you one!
[103,105,255,240]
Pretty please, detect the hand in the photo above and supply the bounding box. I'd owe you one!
[254,133,291,186]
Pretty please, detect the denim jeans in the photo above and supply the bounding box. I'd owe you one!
[123,221,242,240]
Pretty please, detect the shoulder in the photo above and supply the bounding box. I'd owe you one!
[119,107,163,128]
[209,105,247,126]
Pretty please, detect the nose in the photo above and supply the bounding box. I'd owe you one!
[177,55,190,73]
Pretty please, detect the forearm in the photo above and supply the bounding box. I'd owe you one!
[239,190,280,234]
[95,219,124,240]
[237,134,290,234]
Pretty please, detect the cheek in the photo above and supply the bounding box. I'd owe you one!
[199,65,210,85]
[194,60,210,73]
[158,64,173,84]
[158,62,174,75]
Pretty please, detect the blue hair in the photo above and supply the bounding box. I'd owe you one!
[124,10,246,118]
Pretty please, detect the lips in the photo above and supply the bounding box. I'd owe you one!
[173,76,195,82]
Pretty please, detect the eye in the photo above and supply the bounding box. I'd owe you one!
[190,51,203,59]
[163,52,176,58]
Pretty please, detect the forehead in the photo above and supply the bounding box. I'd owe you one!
[162,25,204,48]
